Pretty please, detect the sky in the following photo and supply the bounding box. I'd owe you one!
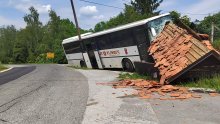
[0,0,220,30]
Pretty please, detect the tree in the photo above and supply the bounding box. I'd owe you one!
[93,4,147,32]
[0,26,17,63]
[23,6,43,62]
[197,12,220,49]
[170,11,191,27]
[94,21,107,32]
[131,0,163,16]
[13,29,29,63]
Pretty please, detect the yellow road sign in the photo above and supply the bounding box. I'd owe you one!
[47,52,55,59]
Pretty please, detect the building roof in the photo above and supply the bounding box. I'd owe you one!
[62,13,170,44]
[148,22,212,84]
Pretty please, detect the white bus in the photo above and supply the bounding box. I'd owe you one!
[63,13,171,71]
[62,33,92,67]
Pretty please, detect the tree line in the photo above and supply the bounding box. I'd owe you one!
[0,7,87,64]
[0,0,219,64]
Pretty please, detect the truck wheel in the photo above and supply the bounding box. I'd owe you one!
[122,59,134,72]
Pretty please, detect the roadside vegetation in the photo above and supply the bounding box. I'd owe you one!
[119,72,220,92]
[0,7,87,64]
[118,72,152,80]
[0,64,7,71]
[68,66,92,70]
[179,75,220,92]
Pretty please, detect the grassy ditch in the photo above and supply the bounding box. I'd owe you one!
[68,66,92,70]
[118,72,152,80]
[179,75,220,92]
[0,64,8,71]
[119,72,220,92]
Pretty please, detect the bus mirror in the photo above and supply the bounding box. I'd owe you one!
[151,27,157,37]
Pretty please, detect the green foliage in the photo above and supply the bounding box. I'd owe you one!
[94,21,107,32]
[213,39,220,50]
[197,12,220,40]
[94,0,164,32]
[170,11,191,27]
[118,72,151,80]
[0,7,87,64]
[131,0,163,16]
[179,75,220,92]
[0,64,7,71]
[0,25,17,63]
[94,4,150,32]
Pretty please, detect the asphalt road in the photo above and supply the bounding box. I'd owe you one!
[0,66,36,86]
[0,65,88,124]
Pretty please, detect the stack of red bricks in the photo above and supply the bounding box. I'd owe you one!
[148,23,212,84]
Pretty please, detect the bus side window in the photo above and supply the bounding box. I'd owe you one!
[133,26,149,45]
[97,35,110,50]
[91,40,98,51]
[64,42,81,54]
[110,30,135,48]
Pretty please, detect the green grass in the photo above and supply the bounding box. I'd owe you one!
[179,75,220,92]
[68,66,92,70]
[0,64,8,71]
[118,72,152,80]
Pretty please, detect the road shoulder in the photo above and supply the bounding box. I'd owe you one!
[0,67,13,73]
[76,69,159,124]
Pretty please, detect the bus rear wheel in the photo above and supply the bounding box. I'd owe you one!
[122,59,134,72]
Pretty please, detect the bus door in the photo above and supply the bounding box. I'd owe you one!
[92,41,103,69]
[82,53,92,68]
[85,42,99,69]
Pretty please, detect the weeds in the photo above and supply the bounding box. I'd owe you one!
[118,72,152,80]
[68,66,92,70]
[179,75,220,92]
[0,64,7,71]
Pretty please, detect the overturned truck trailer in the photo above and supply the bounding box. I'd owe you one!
[144,22,220,84]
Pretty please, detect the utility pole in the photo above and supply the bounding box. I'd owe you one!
[211,21,214,43]
[70,0,81,40]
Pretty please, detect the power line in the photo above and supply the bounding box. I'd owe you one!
[79,0,123,10]
[79,0,219,16]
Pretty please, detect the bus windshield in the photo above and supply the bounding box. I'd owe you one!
[147,15,172,42]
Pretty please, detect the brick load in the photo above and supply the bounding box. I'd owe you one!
[148,23,220,84]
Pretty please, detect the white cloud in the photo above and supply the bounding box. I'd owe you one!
[0,16,26,29]
[93,15,105,20]
[159,0,176,10]
[184,0,220,20]
[79,6,98,16]
[185,0,219,14]
[37,5,51,14]
[8,0,51,14]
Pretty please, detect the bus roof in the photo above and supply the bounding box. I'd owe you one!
[62,13,170,44]
[62,32,92,44]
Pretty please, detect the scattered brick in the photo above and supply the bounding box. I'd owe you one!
[170,93,180,97]
[140,94,151,99]
[192,94,202,98]
[112,79,215,100]
[209,93,219,97]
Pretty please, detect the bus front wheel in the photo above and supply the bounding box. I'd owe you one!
[122,59,134,72]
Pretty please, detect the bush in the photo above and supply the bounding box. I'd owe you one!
[213,39,220,50]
